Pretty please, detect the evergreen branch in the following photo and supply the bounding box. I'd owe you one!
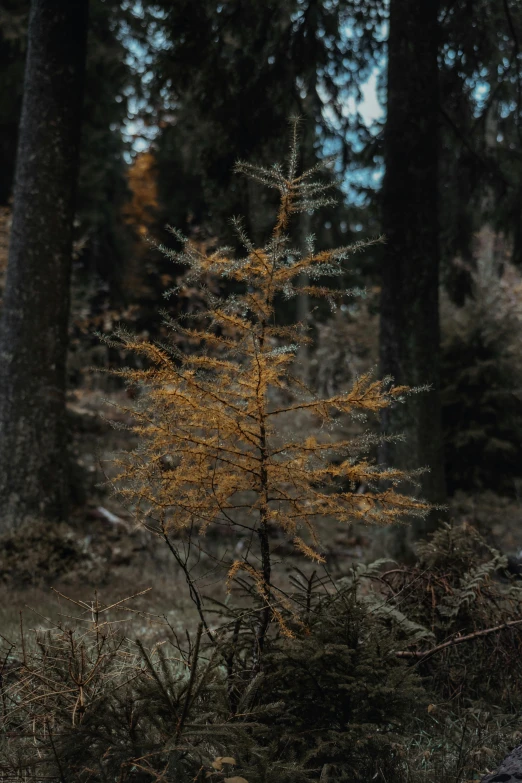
[175,623,203,742]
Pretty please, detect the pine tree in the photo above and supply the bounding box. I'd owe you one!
[0,0,89,530]
[0,0,139,295]
[146,0,386,245]
[379,0,446,557]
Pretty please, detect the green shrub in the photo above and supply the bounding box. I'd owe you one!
[0,573,426,783]
[2,524,522,782]
[256,571,426,782]
[383,521,522,708]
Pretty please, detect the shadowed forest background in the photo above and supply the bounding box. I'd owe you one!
[2,1,522,782]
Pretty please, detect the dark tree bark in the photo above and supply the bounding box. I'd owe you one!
[0,0,89,530]
[380,0,446,553]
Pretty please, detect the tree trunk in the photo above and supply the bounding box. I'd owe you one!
[379,0,446,555]
[296,211,311,383]
[0,0,89,531]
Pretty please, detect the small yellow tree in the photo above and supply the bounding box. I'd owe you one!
[103,122,430,661]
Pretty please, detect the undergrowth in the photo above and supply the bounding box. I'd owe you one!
[2,522,522,782]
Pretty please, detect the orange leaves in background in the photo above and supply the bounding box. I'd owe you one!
[123,151,159,237]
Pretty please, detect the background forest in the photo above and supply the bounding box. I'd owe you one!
[1,1,522,782]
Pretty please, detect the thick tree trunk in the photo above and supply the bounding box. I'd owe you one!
[0,0,89,530]
[379,0,446,554]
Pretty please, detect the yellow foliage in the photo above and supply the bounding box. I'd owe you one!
[123,151,159,237]
[103,121,430,649]
[211,757,237,770]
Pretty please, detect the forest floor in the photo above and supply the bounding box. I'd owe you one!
[0,385,372,643]
[1,383,521,647]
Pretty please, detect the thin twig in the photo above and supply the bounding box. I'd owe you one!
[396,616,522,661]
[161,526,215,645]
[136,639,175,712]
[175,623,203,741]
[45,719,67,783]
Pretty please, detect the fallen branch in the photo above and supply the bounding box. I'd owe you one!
[396,617,522,661]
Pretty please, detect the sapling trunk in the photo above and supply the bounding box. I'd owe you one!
[253,327,272,670]
[254,509,272,670]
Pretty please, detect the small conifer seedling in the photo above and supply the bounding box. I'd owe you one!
[102,121,430,663]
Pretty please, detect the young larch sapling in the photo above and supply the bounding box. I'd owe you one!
[102,120,431,659]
